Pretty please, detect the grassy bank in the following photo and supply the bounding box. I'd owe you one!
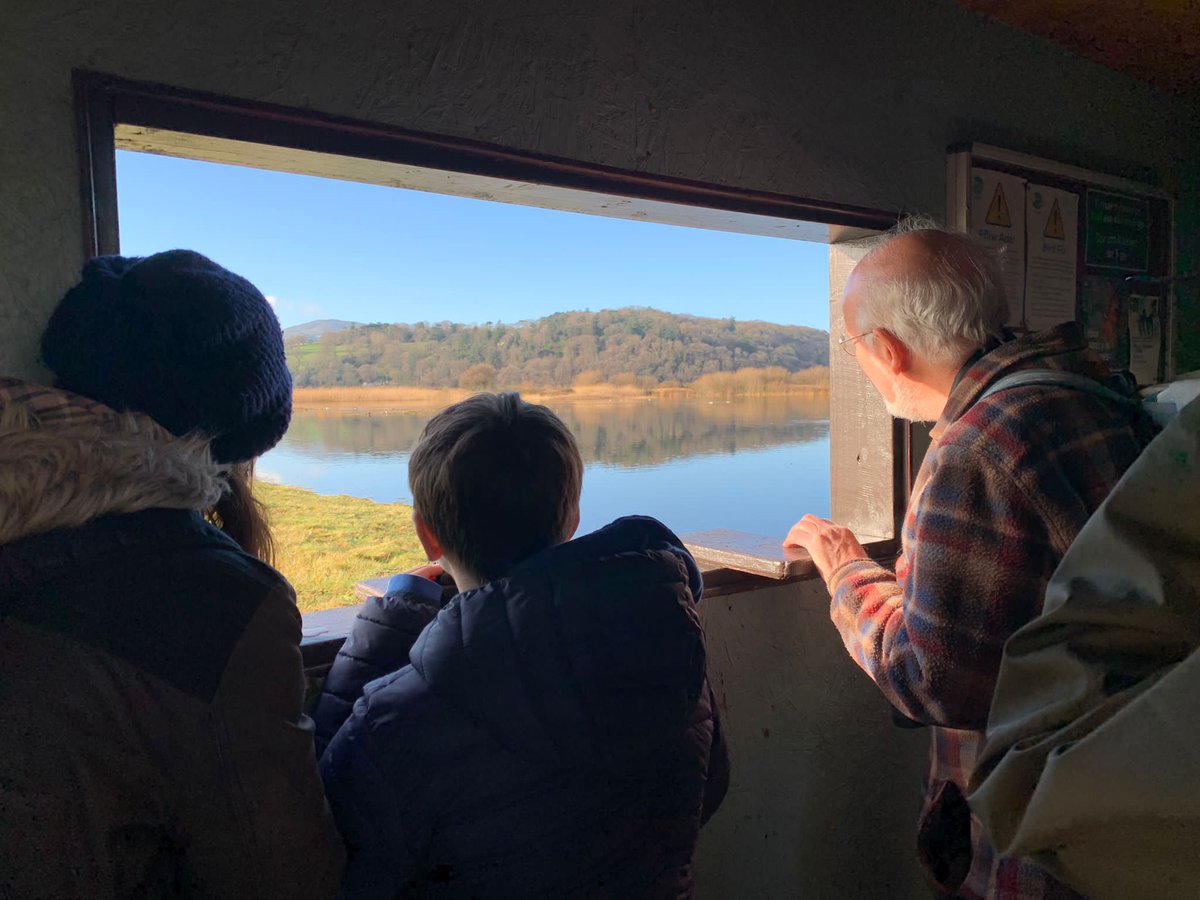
[255,481,425,612]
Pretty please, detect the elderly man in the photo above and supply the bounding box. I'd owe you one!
[786,221,1152,899]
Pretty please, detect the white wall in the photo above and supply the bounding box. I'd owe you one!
[2,0,1197,377]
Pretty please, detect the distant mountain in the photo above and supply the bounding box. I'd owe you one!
[287,307,828,390]
[283,319,363,342]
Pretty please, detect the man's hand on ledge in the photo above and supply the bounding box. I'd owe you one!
[784,515,868,584]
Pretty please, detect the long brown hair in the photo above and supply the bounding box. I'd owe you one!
[207,462,276,567]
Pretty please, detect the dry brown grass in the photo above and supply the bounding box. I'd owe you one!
[292,386,472,409]
[292,383,655,410]
[689,366,830,398]
[294,368,829,411]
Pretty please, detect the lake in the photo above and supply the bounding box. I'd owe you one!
[259,395,831,541]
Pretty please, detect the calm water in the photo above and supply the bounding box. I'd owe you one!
[259,395,830,540]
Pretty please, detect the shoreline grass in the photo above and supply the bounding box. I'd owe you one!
[255,481,425,613]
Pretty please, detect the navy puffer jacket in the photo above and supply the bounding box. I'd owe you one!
[319,516,729,899]
[311,574,444,758]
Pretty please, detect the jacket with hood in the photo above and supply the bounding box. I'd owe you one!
[319,516,729,900]
[0,379,343,899]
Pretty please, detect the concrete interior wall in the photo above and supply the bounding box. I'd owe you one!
[1,2,1197,895]
[2,0,1198,377]
[1175,169,1200,374]
[697,578,931,899]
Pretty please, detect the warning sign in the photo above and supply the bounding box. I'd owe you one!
[1025,185,1079,331]
[970,168,1026,326]
[1043,198,1066,240]
[986,183,1013,228]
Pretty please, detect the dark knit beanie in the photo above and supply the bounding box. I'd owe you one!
[41,250,292,463]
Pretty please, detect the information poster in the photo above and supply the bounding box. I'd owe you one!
[1128,294,1161,384]
[1078,277,1124,369]
[969,168,1026,326]
[1086,191,1150,272]
[1024,185,1079,331]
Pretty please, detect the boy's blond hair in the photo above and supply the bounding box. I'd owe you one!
[409,392,583,582]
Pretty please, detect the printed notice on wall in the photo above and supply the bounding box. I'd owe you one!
[969,168,1026,327]
[1078,277,1123,369]
[1086,191,1150,272]
[1128,294,1161,385]
[1024,185,1079,331]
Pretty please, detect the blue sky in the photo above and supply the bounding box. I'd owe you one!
[115,150,830,331]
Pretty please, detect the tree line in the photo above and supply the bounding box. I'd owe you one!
[286,307,829,389]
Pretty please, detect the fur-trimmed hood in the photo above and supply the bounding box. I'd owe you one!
[0,378,228,546]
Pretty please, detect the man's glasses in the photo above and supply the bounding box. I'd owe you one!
[837,329,874,356]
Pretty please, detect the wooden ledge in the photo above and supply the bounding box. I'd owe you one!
[348,529,826,597]
[303,528,892,640]
[680,528,894,581]
[680,529,816,580]
[301,527,895,668]
[353,576,391,601]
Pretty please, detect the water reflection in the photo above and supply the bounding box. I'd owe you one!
[261,395,831,537]
[281,395,829,467]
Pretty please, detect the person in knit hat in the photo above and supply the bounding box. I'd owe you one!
[41,250,293,465]
[0,251,344,899]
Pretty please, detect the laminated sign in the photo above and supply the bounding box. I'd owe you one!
[1128,294,1161,385]
[1024,186,1079,331]
[969,168,1026,326]
[1086,191,1149,272]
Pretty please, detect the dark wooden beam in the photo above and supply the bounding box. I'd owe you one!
[73,70,898,247]
[73,71,120,256]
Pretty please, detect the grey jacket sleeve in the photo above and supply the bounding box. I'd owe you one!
[184,583,345,898]
[969,397,1200,900]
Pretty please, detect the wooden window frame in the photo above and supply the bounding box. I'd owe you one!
[73,70,911,594]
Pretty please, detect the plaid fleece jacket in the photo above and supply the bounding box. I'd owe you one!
[827,324,1151,900]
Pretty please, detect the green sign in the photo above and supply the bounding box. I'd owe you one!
[1085,190,1149,272]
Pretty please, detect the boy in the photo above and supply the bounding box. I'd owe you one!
[318,392,728,899]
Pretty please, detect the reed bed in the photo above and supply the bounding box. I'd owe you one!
[293,367,830,411]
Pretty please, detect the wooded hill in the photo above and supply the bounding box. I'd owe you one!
[285,307,828,389]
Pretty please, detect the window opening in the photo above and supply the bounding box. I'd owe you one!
[117,149,836,611]
[80,72,904,611]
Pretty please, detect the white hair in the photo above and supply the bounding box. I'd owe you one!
[853,216,1009,365]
